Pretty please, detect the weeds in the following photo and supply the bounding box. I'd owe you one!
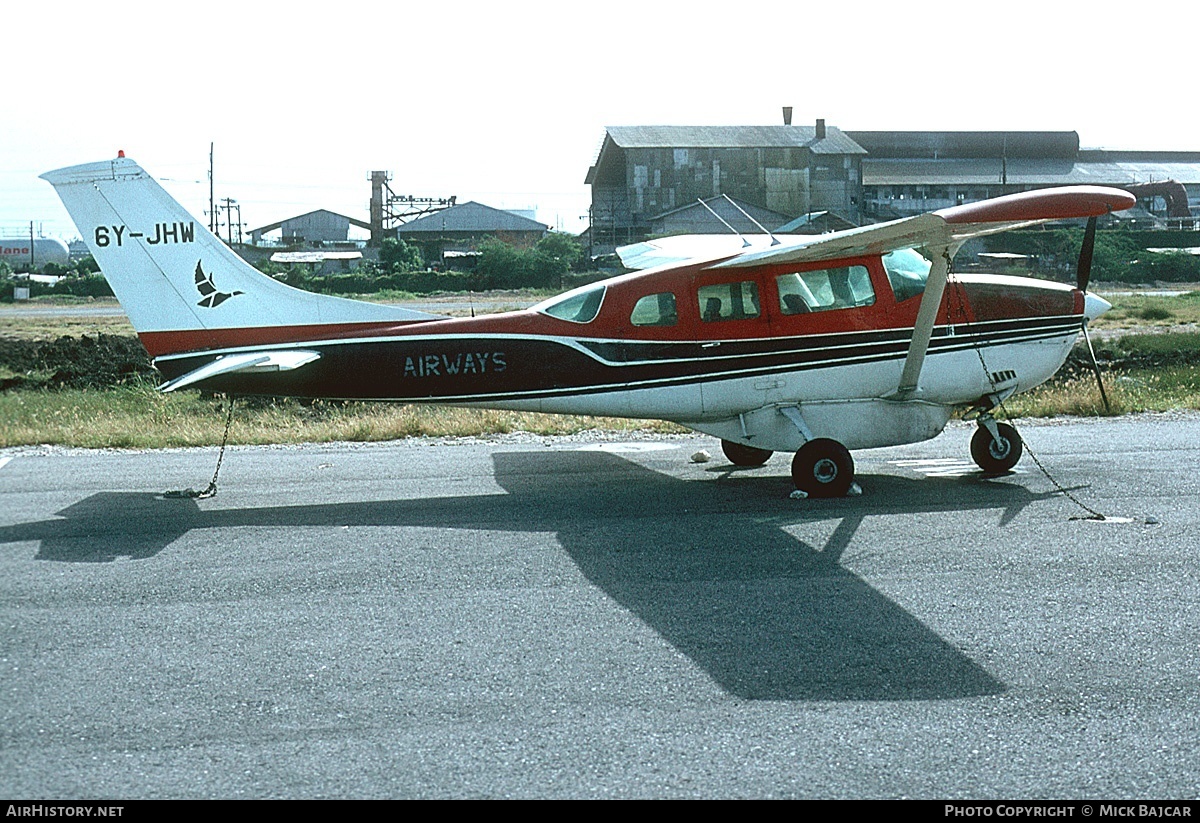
[0,386,688,449]
[1001,366,1200,419]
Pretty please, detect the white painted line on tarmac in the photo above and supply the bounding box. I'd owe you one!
[0,457,11,471]
[892,458,964,466]
[890,458,1025,477]
[575,443,679,453]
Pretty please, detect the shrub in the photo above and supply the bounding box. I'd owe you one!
[1127,251,1200,283]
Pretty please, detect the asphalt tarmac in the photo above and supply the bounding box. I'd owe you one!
[2,415,1198,799]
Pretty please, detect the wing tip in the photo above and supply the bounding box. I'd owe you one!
[938,185,1138,225]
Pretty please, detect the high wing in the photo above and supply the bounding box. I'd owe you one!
[616,234,784,271]
[711,186,1134,270]
[703,185,1137,398]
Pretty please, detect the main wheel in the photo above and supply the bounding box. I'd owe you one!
[970,422,1023,474]
[721,439,773,467]
[791,438,854,497]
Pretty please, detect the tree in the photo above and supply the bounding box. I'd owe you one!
[1089,232,1139,281]
[475,237,528,290]
[535,232,583,272]
[379,237,423,273]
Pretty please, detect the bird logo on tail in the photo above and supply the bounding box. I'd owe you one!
[194,260,243,308]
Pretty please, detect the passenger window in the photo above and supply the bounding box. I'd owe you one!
[534,284,605,323]
[776,265,874,314]
[630,292,678,327]
[882,249,931,303]
[698,281,760,322]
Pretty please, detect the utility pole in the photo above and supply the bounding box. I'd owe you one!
[209,143,215,233]
[220,198,240,246]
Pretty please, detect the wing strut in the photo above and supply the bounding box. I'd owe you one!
[891,246,952,399]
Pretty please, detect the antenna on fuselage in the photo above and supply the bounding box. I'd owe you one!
[721,194,780,246]
[695,198,751,247]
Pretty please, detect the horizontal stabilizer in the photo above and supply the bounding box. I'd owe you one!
[158,350,321,393]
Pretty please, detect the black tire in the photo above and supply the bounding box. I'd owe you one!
[721,439,773,467]
[970,422,1023,473]
[791,438,854,497]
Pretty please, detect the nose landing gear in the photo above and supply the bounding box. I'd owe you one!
[970,417,1023,474]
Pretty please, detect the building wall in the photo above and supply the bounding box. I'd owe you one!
[592,143,863,251]
[282,211,351,244]
[809,155,862,220]
[623,146,827,223]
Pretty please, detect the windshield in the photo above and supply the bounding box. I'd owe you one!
[534,284,606,324]
[882,249,931,303]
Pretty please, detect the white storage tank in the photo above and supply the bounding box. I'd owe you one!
[0,237,72,268]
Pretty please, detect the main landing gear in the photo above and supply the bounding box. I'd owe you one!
[720,439,772,467]
[969,417,1023,474]
[720,435,856,497]
[790,438,855,498]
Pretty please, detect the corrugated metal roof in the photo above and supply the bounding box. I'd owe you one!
[604,125,866,155]
[848,131,1079,159]
[250,209,370,235]
[396,201,548,234]
[863,158,1200,186]
[649,195,788,224]
[270,251,363,263]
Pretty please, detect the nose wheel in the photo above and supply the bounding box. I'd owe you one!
[970,420,1023,474]
[791,438,854,497]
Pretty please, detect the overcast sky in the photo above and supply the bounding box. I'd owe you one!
[4,0,1197,242]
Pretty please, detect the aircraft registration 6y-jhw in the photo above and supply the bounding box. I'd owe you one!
[42,155,1135,497]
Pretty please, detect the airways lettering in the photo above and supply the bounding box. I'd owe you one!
[402,351,508,378]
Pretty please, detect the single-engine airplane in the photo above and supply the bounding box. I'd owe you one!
[42,155,1135,496]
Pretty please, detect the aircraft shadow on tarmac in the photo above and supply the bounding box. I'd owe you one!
[0,450,1063,701]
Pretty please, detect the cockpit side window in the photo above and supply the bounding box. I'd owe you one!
[882,249,931,303]
[534,284,606,324]
[776,265,874,314]
[630,292,678,327]
[698,281,760,322]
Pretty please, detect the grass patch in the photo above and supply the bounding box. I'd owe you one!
[1136,306,1173,321]
[1001,365,1200,419]
[1110,331,1200,356]
[1094,290,1200,329]
[0,385,688,449]
[0,311,135,341]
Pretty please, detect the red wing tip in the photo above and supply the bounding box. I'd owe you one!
[939,186,1138,225]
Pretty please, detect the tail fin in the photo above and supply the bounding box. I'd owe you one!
[41,156,443,357]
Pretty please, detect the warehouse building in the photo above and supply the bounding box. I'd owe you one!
[249,209,370,246]
[396,200,548,265]
[586,120,1200,253]
[586,121,865,250]
[849,131,1200,224]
